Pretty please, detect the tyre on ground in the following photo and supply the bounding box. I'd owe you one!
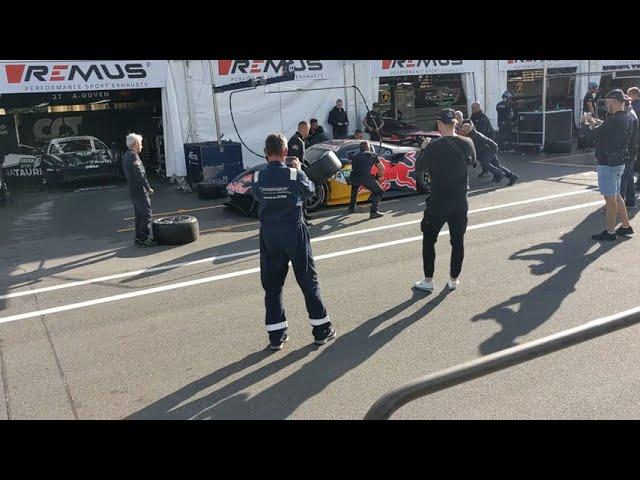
[152,215,199,244]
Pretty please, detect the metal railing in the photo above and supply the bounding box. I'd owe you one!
[364,306,640,420]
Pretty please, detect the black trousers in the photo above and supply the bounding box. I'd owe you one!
[479,151,515,179]
[349,175,384,212]
[131,191,152,241]
[260,224,329,341]
[421,198,468,279]
[498,125,514,149]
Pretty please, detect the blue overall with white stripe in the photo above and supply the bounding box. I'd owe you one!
[252,161,331,340]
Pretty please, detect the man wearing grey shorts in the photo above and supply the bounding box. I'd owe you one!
[588,89,636,241]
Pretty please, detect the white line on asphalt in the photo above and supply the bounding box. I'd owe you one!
[0,188,600,301]
[0,199,604,326]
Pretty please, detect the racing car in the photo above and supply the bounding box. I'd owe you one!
[2,135,123,185]
[225,139,429,217]
[379,117,440,146]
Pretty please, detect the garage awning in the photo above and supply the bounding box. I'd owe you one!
[0,61,168,94]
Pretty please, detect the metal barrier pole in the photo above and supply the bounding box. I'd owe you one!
[364,306,640,420]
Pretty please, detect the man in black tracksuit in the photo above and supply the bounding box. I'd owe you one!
[328,99,349,139]
[348,141,385,218]
[461,120,519,186]
[122,133,156,247]
[413,109,476,292]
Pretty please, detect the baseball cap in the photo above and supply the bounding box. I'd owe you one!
[589,82,598,89]
[435,108,456,125]
[605,89,631,102]
[502,91,512,99]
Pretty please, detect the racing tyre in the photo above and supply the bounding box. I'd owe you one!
[152,215,199,245]
[305,182,327,212]
[198,179,228,199]
[416,171,430,194]
[304,150,342,184]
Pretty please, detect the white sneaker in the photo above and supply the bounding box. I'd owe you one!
[413,279,434,292]
[448,278,459,290]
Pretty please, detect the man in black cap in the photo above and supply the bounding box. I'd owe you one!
[413,109,476,292]
[586,89,635,240]
[363,103,384,142]
[460,120,519,186]
[496,91,516,151]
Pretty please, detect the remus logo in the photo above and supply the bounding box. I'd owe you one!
[217,60,323,75]
[382,60,464,69]
[5,63,148,83]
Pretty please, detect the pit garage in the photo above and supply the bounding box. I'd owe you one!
[0,61,175,193]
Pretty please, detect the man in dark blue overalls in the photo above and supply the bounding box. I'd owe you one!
[252,133,336,350]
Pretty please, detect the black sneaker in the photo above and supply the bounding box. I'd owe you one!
[269,332,289,351]
[616,226,634,236]
[348,206,356,213]
[370,211,385,219]
[313,327,336,345]
[508,175,519,186]
[592,230,617,241]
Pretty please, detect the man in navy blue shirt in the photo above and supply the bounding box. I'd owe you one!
[252,133,336,350]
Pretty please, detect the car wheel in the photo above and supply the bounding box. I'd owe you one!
[416,171,430,194]
[152,215,199,245]
[198,179,228,199]
[305,182,327,212]
[304,151,342,184]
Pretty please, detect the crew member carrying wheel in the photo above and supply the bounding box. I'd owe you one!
[252,133,336,351]
[348,141,385,219]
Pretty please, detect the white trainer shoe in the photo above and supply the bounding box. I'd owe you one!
[413,279,434,292]
[448,278,459,290]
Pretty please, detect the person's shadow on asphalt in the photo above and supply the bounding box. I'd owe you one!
[127,287,450,420]
[471,209,631,355]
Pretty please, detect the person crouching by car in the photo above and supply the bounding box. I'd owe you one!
[348,141,385,219]
[122,133,156,247]
[351,129,364,140]
[306,119,331,147]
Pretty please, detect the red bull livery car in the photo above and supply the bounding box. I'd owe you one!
[226,139,430,216]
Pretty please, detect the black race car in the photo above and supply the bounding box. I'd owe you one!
[2,135,123,185]
[379,117,441,146]
[225,139,428,217]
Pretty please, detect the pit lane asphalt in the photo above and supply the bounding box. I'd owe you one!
[2,150,640,419]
